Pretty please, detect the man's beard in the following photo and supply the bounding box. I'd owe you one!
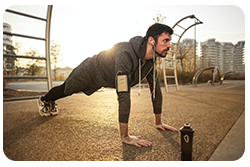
[154,48,169,58]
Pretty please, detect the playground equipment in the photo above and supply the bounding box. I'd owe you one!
[162,15,203,92]
[192,67,222,87]
[3,5,53,102]
[220,71,235,84]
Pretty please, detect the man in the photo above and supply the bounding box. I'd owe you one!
[38,23,178,148]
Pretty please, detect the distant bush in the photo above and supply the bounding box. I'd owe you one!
[224,73,245,80]
[177,70,196,84]
[157,68,245,85]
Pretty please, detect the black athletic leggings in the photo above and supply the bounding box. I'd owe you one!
[41,82,68,102]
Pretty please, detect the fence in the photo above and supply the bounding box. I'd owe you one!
[3,5,53,102]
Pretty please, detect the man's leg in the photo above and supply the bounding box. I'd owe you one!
[38,82,68,117]
[41,82,68,102]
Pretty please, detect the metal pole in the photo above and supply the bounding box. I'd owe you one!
[5,9,47,21]
[3,31,46,41]
[176,22,202,51]
[194,20,196,72]
[45,5,53,90]
[172,15,195,29]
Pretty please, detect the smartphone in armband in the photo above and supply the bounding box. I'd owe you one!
[117,74,128,93]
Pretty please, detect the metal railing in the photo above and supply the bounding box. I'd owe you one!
[220,71,235,84]
[192,67,222,87]
[3,5,53,102]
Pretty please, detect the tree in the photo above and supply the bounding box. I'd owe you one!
[13,42,24,77]
[51,40,62,80]
[153,13,166,24]
[176,45,193,72]
[25,49,44,78]
[176,39,199,72]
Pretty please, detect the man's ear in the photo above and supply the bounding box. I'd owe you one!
[148,36,155,46]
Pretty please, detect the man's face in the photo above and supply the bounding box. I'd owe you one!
[154,32,172,58]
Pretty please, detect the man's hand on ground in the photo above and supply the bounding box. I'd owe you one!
[156,124,178,132]
[122,135,152,148]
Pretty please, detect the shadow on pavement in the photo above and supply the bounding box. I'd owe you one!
[122,143,152,161]
[158,130,181,152]
[3,116,54,149]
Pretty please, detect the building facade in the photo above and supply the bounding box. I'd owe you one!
[233,41,245,73]
[3,22,12,46]
[53,66,73,78]
[200,38,222,69]
[200,38,245,74]
[3,22,16,75]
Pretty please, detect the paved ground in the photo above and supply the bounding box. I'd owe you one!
[3,80,245,161]
[209,110,245,161]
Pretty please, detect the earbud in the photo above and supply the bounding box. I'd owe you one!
[151,41,154,45]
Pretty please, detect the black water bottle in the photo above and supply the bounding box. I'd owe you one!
[180,123,194,161]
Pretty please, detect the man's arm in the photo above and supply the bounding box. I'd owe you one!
[119,122,152,147]
[146,69,178,132]
[115,52,152,147]
[146,69,162,115]
[155,114,178,131]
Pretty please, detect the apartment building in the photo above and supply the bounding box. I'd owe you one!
[200,38,222,70]
[3,22,12,46]
[3,22,16,75]
[221,42,234,74]
[233,41,245,73]
[200,38,245,74]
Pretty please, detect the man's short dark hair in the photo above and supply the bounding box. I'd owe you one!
[146,23,173,43]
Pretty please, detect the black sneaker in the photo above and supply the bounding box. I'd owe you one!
[37,97,59,117]
[49,101,59,116]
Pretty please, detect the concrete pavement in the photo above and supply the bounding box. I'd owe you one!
[3,81,245,161]
[209,110,245,161]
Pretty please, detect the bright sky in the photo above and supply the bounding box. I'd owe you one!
[2,3,246,69]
